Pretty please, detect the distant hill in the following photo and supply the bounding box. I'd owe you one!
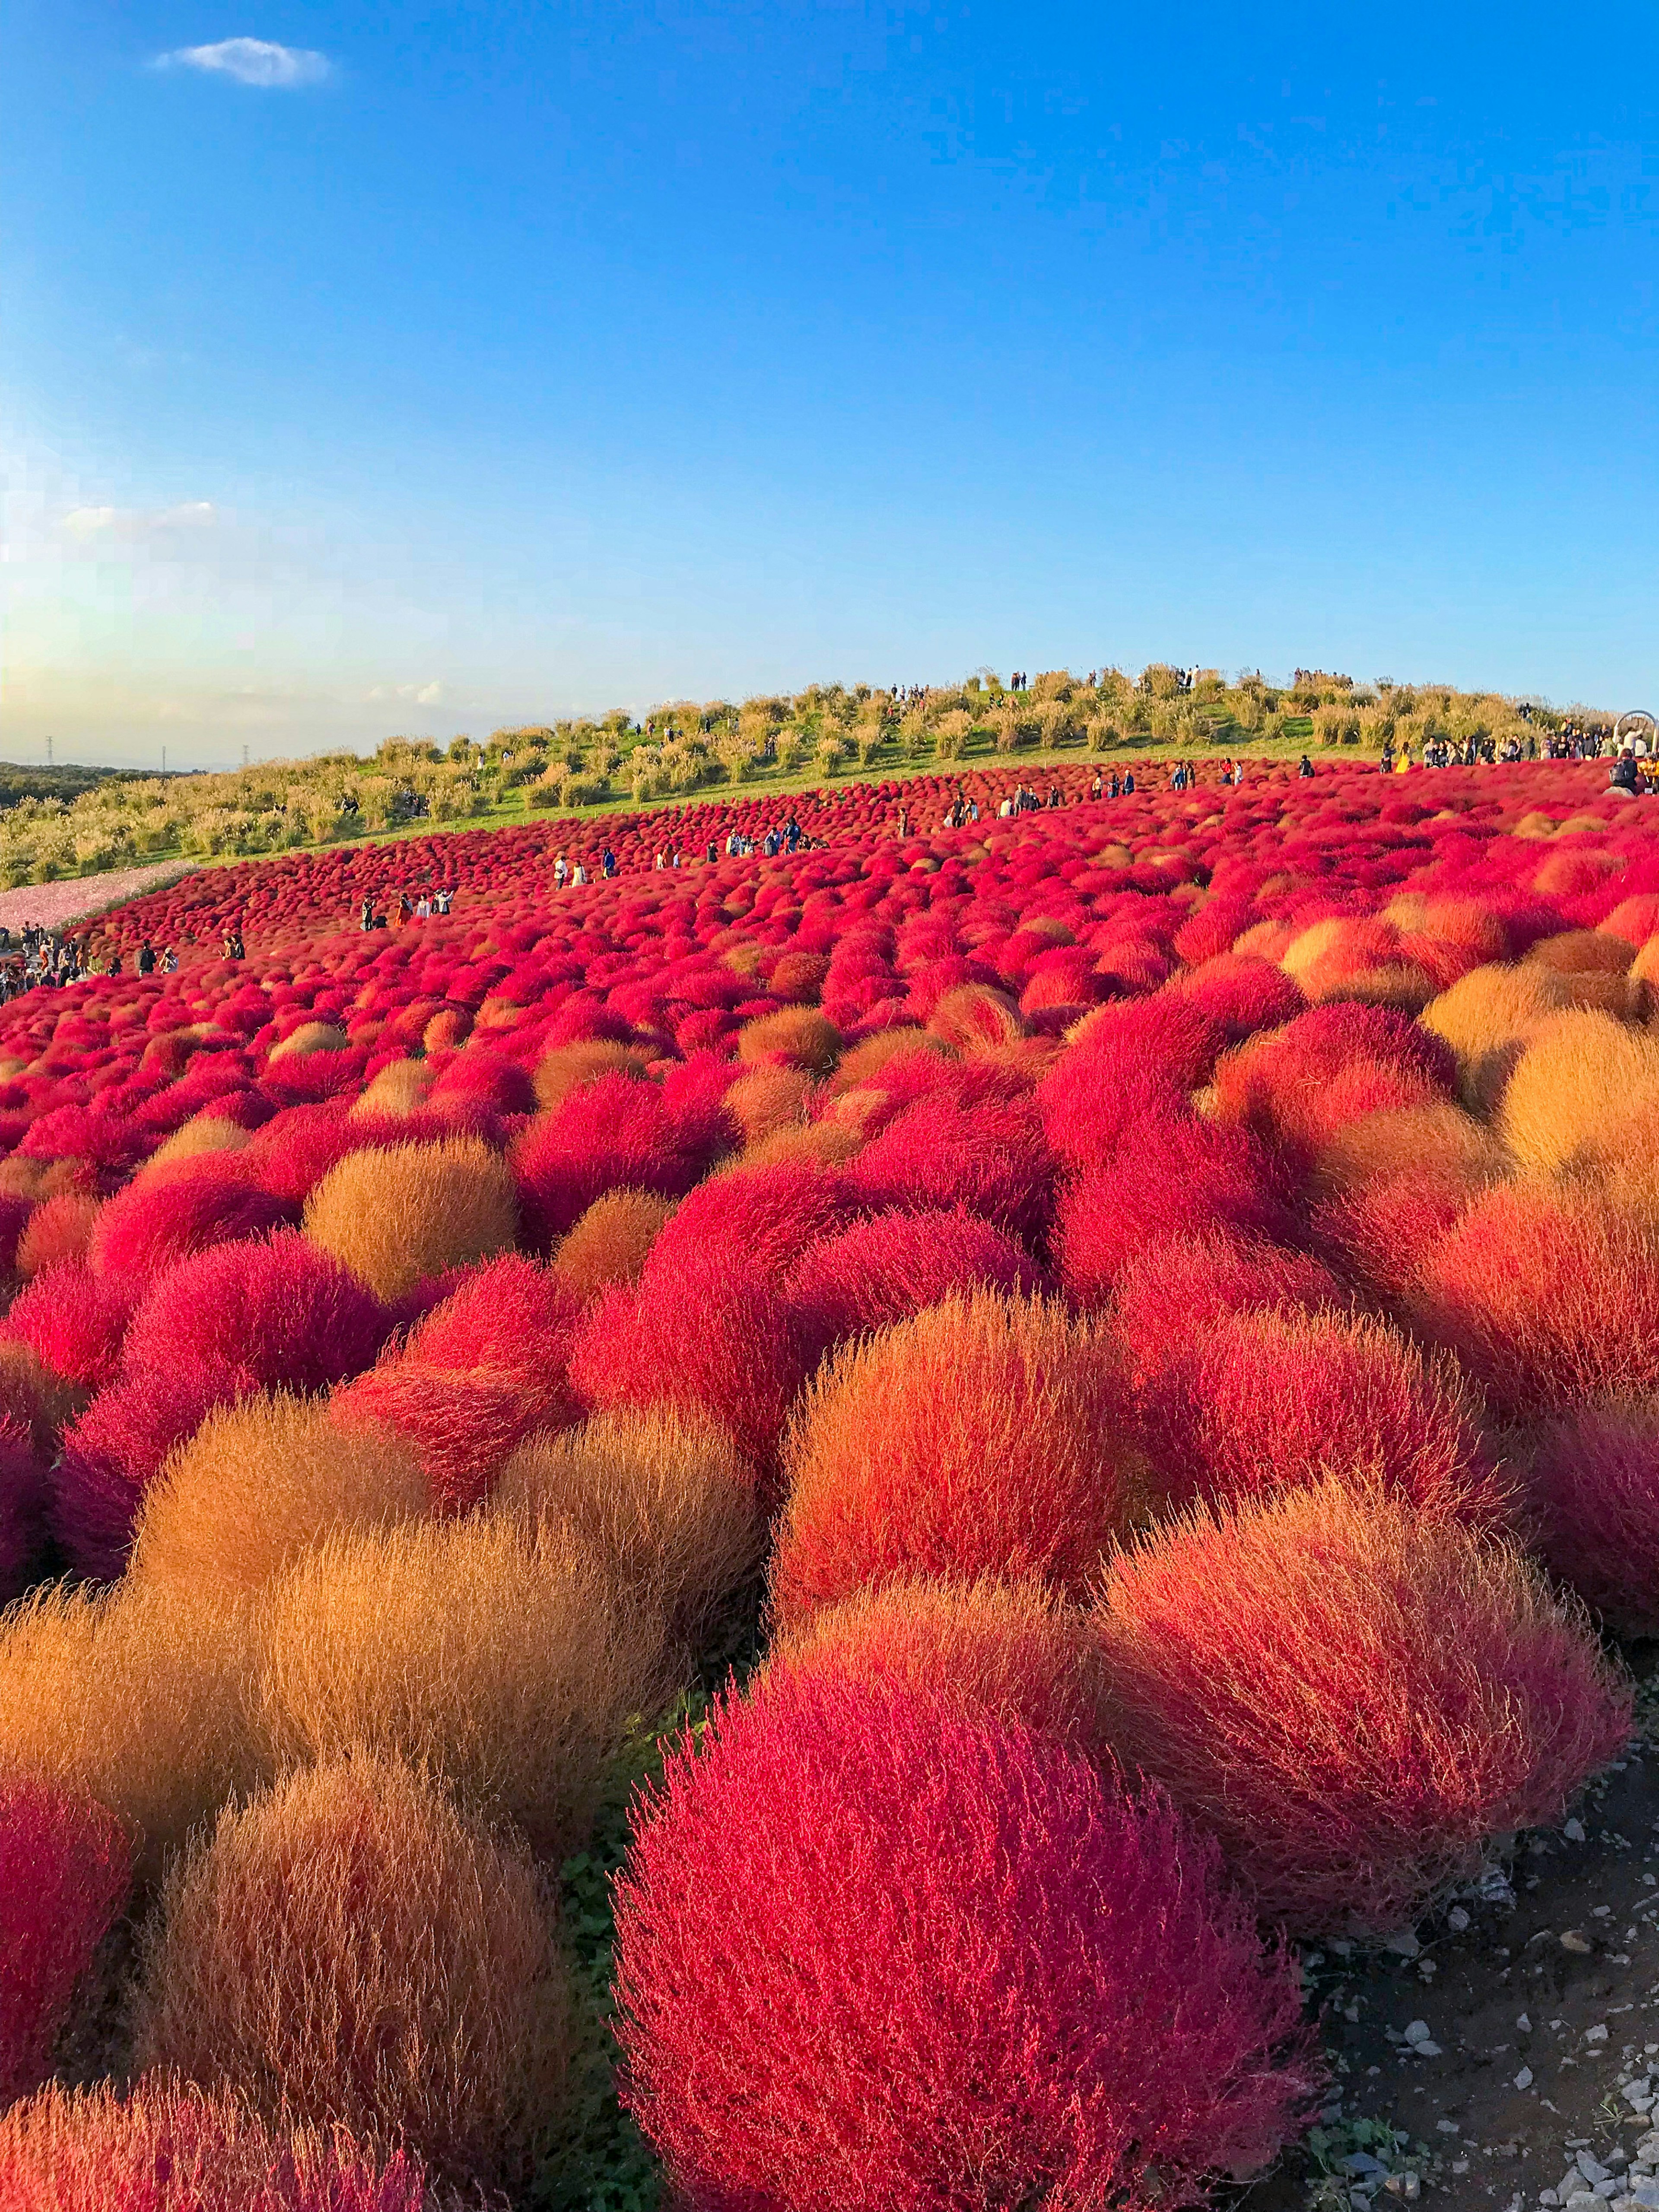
[0,763,181,810]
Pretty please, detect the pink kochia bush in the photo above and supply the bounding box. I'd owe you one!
[2,1263,141,1390]
[1137,1308,1506,1523]
[784,1206,1044,1362]
[1096,1479,1632,1934]
[0,1777,131,2105]
[1525,1403,1659,1638]
[613,1675,1321,2212]
[332,1253,585,1510]
[117,1233,391,1399]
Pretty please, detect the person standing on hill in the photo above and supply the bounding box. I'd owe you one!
[137,939,156,975]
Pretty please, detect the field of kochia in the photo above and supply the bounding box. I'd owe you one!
[3,749,1659,2210]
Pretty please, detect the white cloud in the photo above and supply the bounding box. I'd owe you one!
[156,38,331,88]
[61,501,219,539]
[367,680,447,705]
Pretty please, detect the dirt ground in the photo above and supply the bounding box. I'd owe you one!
[1246,1676,1659,2212]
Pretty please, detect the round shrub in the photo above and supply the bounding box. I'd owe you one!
[15,1191,101,1278]
[493,1408,764,1645]
[1525,1401,1659,1638]
[553,1188,676,1297]
[614,1674,1319,2212]
[841,1090,1055,1243]
[118,1232,390,1399]
[772,1293,1135,1630]
[735,1006,842,1073]
[0,1580,259,1880]
[1111,1230,1344,1389]
[127,1392,428,1603]
[1095,1478,1631,1933]
[254,1513,659,1858]
[512,1074,728,1249]
[785,1205,1045,1364]
[302,1135,518,1300]
[1411,1183,1659,1419]
[1496,1008,1659,1177]
[133,1756,569,2188]
[0,1777,130,2106]
[89,1161,295,1284]
[2,1262,140,1389]
[0,2079,432,2212]
[1138,1308,1506,1523]
[766,1575,1107,1750]
[1054,1117,1294,1311]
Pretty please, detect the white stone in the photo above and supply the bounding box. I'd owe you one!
[1404,2020,1433,2045]
[1567,1818,1589,1842]
[1515,2066,1535,2090]
[1581,2154,1614,2185]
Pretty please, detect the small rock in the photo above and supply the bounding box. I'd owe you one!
[1448,1906,1471,1931]
[1567,1817,1589,1842]
[1437,2120,1461,2135]
[1404,2020,1433,2045]
[1580,2153,1613,2186]
[1383,1928,1422,1958]
[1562,1930,1595,1954]
[1519,2013,1533,2031]
[1589,2025,1612,2044]
[1515,2066,1535,2090]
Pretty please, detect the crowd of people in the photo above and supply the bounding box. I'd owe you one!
[357,887,455,931]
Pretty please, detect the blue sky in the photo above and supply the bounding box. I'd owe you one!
[3,1,1656,768]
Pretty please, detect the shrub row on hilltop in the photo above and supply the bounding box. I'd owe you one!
[0,661,1593,888]
[0,754,1657,2209]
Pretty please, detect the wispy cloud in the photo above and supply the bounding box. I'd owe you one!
[368,680,448,705]
[61,500,219,539]
[155,38,331,88]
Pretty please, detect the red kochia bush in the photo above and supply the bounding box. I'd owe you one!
[840,1089,1056,1244]
[1111,1230,1345,1389]
[1054,1116,1295,1310]
[1096,1478,1631,1934]
[642,1162,855,1290]
[511,1073,731,1249]
[2,1263,140,1390]
[1525,1403,1659,1638]
[569,1247,805,1476]
[614,1675,1320,2212]
[771,1294,1134,1629]
[0,2079,431,2211]
[333,1255,587,1510]
[1411,1184,1659,1420]
[88,1161,295,1283]
[0,1777,130,2105]
[1139,1308,1506,1523]
[118,1233,390,1399]
[785,1207,1044,1362]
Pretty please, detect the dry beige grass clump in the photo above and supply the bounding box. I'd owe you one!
[127,1392,429,1604]
[734,1007,842,1075]
[723,1065,815,1142]
[1309,1099,1507,1203]
[268,1021,350,1062]
[15,1191,101,1278]
[0,1581,259,1878]
[1421,960,1632,1113]
[302,1136,517,1298]
[736,1118,867,1169]
[144,1115,253,1172]
[493,1409,764,1645]
[350,1058,433,1118]
[133,1755,569,2187]
[254,1512,660,1858]
[1496,1008,1659,1178]
[552,1188,676,1297]
[532,1039,651,1110]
